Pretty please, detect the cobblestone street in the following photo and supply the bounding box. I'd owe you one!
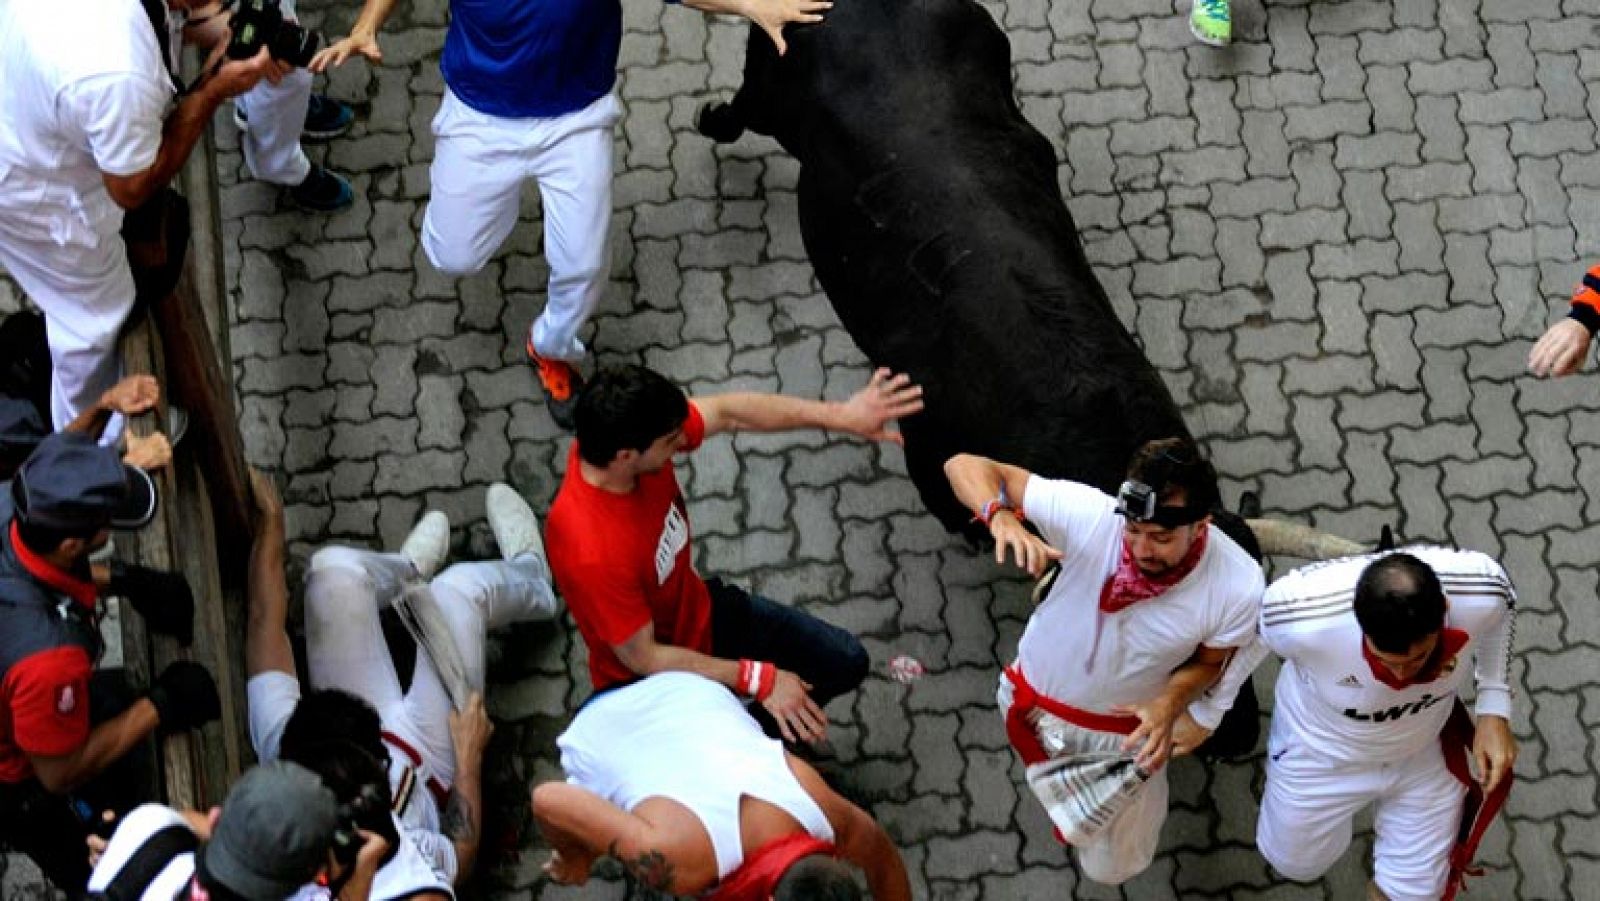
[5,0,1600,897]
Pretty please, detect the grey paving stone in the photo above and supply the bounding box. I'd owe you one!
[170,2,1600,898]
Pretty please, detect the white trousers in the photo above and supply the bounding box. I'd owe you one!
[421,89,619,363]
[0,218,131,439]
[1258,728,1466,901]
[997,676,1169,886]
[232,0,311,186]
[302,546,559,782]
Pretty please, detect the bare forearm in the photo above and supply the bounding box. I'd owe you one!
[112,86,224,210]
[245,518,294,678]
[943,453,1030,514]
[617,642,741,690]
[34,701,160,792]
[698,392,844,435]
[857,829,911,901]
[350,0,401,36]
[1161,659,1225,708]
[64,402,112,440]
[442,764,483,881]
[679,0,752,15]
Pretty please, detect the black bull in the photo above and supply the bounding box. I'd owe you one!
[697,0,1195,535]
[699,0,1262,756]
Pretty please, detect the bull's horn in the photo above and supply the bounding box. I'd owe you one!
[1247,518,1367,560]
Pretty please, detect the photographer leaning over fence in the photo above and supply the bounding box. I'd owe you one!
[86,760,389,901]
[0,0,283,443]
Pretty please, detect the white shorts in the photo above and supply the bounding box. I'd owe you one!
[1258,728,1467,901]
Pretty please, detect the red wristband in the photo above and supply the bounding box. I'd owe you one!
[755,662,777,702]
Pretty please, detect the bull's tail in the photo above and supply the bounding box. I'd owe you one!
[696,102,747,143]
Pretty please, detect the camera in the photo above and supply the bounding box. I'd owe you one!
[227,0,322,68]
[329,782,388,867]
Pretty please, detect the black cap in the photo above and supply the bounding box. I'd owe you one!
[11,431,157,531]
[197,762,340,900]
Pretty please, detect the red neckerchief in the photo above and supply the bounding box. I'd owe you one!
[8,520,96,610]
[704,834,836,901]
[1362,627,1469,689]
[1099,525,1208,613]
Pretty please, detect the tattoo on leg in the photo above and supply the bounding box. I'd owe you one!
[441,790,477,845]
[607,840,675,891]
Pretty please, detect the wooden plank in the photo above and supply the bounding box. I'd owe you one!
[149,261,254,582]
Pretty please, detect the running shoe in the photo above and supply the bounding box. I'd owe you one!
[1190,0,1232,46]
[525,337,583,431]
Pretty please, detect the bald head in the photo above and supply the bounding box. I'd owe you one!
[1353,553,1447,654]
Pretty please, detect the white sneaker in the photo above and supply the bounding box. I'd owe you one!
[400,511,450,580]
[486,483,544,562]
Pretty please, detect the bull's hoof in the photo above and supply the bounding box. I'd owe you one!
[1237,490,1261,520]
[696,102,746,143]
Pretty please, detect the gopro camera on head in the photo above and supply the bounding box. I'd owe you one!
[1115,480,1157,522]
[227,0,322,68]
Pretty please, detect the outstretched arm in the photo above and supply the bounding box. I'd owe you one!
[692,367,923,443]
[245,469,296,679]
[679,0,833,56]
[943,453,1061,577]
[1529,268,1600,377]
[309,0,401,71]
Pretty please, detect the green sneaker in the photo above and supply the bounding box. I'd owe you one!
[1190,0,1232,46]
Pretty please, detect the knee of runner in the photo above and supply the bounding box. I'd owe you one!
[1259,841,1330,883]
[306,545,366,577]
[422,235,491,277]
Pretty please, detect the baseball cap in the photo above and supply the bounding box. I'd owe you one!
[197,761,340,900]
[11,431,157,531]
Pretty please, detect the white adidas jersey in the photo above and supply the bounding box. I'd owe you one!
[1260,546,1515,766]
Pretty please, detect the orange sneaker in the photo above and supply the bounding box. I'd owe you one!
[526,337,583,430]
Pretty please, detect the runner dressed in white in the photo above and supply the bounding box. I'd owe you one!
[1252,546,1517,901]
[943,440,1264,886]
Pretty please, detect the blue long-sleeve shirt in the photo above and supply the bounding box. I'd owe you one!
[442,0,627,119]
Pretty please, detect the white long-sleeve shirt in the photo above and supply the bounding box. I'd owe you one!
[1257,546,1516,767]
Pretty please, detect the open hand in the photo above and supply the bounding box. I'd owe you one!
[745,0,832,56]
[1112,695,1182,773]
[1528,318,1592,378]
[836,368,925,444]
[310,29,382,72]
[990,511,1062,578]
[762,669,829,744]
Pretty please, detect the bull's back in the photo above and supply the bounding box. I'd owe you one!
[734,0,1192,521]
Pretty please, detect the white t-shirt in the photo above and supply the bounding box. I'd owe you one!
[0,0,172,250]
[247,671,458,899]
[1015,477,1265,720]
[88,804,197,901]
[1261,546,1516,767]
[559,672,836,880]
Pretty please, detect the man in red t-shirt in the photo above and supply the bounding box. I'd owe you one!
[547,364,923,743]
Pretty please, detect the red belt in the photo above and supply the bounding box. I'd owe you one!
[1438,702,1512,901]
[1003,664,1140,767]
